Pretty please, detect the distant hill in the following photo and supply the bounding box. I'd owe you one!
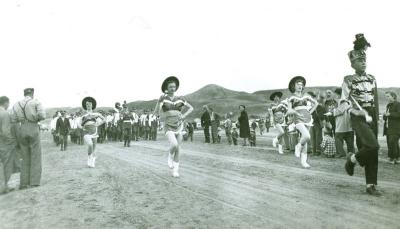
[47,84,400,121]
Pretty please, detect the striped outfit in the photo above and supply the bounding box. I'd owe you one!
[287,95,313,126]
[271,100,288,126]
[159,95,188,134]
[81,112,100,138]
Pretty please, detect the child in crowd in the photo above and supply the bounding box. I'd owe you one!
[231,126,239,146]
[249,129,256,147]
[321,127,336,158]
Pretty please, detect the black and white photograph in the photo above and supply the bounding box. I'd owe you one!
[0,0,399,228]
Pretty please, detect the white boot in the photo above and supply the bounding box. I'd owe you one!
[87,155,92,167]
[92,156,96,168]
[301,153,311,168]
[295,143,301,158]
[168,153,174,169]
[278,144,284,154]
[172,162,180,178]
[272,137,278,148]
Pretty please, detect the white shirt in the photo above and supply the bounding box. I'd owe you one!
[131,112,139,123]
[50,117,58,131]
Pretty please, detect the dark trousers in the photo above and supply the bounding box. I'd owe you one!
[335,131,355,156]
[59,134,68,150]
[150,127,157,140]
[386,134,400,160]
[16,123,42,187]
[132,124,139,141]
[309,125,322,155]
[203,125,210,143]
[351,108,379,185]
[123,123,132,146]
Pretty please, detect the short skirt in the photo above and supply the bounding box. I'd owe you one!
[163,110,184,134]
[83,124,98,138]
[293,109,313,126]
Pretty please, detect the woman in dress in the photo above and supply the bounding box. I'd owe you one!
[238,105,250,146]
[80,97,105,168]
[155,76,193,178]
[270,91,288,154]
[286,76,318,168]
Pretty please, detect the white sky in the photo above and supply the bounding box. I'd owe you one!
[0,0,398,108]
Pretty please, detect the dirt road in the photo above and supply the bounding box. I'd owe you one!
[0,132,399,229]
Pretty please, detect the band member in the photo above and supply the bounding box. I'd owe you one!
[383,91,400,164]
[131,108,140,141]
[201,105,211,143]
[155,76,194,178]
[97,110,107,143]
[238,105,250,146]
[105,110,114,142]
[286,76,318,168]
[342,34,382,196]
[150,113,159,141]
[11,88,46,189]
[121,104,133,147]
[270,91,288,154]
[56,111,71,151]
[80,97,105,168]
[113,102,122,141]
[139,110,148,139]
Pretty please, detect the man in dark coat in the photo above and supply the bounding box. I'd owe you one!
[56,111,71,151]
[383,91,400,164]
[201,105,211,143]
[238,105,250,146]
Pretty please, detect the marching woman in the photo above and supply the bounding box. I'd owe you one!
[286,76,318,168]
[79,97,105,168]
[270,91,288,154]
[154,76,193,177]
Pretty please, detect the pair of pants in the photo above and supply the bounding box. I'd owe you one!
[0,142,18,188]
[386,134,400,160]
[123,124,132,145]
[211,121,218,143]
[335,131,355,156]
[132,124,139,141]
[309,125,322,155]
[351,108,379,185]
[203,125,210,143]
[59,134,68,150]
[16,122,42,187]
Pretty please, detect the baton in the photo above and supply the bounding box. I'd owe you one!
[349,96,372,123]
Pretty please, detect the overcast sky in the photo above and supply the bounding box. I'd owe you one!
[0,0,398,108]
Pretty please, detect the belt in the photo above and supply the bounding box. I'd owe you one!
[123,120,132,123]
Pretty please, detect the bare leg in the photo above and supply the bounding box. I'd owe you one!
[295,124,311,168]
